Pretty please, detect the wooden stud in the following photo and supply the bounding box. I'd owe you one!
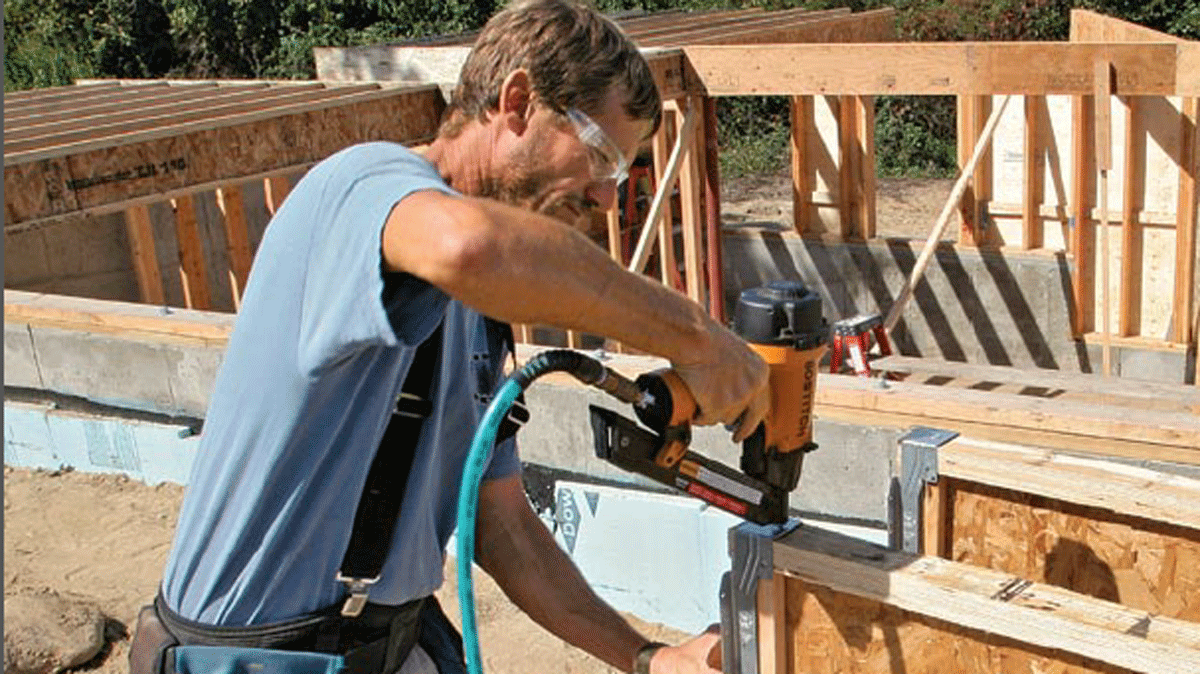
[1119,95,1143,337]
[921,480,951,559]
[1071,95,1095,336]
[856,95,877,240]
[264,175,292,216]
[216,184,253,310]
[123,204,165,305]
[170,194,211,311]
[676,97,706,304]
[1176,97,1198,349]
[959,95,993,246]
[837,95,858,239]
[789,96,813,236]
[1023,95,1045,249]
[702,97,725,323]
[956,95,976,244]
[650,108,678,290]
[1095,59,1113,375]
[756,573,788,674]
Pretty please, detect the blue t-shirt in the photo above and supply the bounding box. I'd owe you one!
[161,142,521,625]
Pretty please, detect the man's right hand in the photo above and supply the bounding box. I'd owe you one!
[671,321,769,444]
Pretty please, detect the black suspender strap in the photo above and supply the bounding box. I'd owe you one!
[337,322,445,617]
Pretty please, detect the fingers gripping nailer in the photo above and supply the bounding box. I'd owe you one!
[590,281,826,525]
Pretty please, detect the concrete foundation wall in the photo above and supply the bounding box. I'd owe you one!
[4,179,282,311]
[722,228,1194,383]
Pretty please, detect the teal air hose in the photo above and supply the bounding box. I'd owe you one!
[455,350,646,674]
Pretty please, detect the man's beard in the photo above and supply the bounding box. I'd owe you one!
[477,142,602,239]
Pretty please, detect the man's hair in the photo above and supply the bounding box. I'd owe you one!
[441,0,661,138]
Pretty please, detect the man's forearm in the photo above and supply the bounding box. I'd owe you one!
[476,477,650,672]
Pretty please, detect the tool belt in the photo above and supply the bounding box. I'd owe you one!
[129,592,425,674]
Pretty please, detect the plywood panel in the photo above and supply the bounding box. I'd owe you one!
[946,479,1200,622]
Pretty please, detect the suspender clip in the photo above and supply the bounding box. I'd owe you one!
[335,573,379,617]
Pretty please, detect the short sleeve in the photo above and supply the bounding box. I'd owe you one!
[296,144,457,374]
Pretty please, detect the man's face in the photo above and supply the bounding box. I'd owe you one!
[485,87,649,237]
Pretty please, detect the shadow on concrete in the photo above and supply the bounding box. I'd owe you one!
[885,242,967,361]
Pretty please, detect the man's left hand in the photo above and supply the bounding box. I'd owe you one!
[649,628,721,674]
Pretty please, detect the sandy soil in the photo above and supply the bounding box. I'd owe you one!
[2,466,687,674]
[2,173,951,673]
[722,169,954,241]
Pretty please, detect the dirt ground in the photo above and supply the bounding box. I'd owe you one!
[2,465,686,674]
[2,174,954,673]
[721,169,954,241]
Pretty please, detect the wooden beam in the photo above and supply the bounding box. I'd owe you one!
[4,85,444,225]
[756,573,787,674]
[1177,97,1199,347]
[856,95,877,239]
[1071,95,1096,335]
[641,49,690,101]
[265,175,292,217]
[3,82,231,129]
[3,290,232,346]
[216,184,253,309]
[679,8,894,48]
[959,95,993,246]
[789,96,813,235]
[837,96,858,239]
[814,372,1200,463]
[682,42,1180,96]
[920,479,951,559]
[2,81,122,105]
[937,436,1200,532]
[636,8,842,48]
[5,84,384,154]
[956,95,976,244]
[1095,59,1114,374]
[171,194,211,311]
[650,108,678,289]
[123,204,165,305]
[1023,95,1045,249]
[4,83,319,141]
[702,97,724,323]
[677,97,706,304]
[872,354,1200,407]
[772,525,1200,674]
[2,82,170,116]
[1119,95,1143,336]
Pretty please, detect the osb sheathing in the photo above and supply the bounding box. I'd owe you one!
[946,478,1200,622]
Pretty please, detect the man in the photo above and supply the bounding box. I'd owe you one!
[133,2,769,673]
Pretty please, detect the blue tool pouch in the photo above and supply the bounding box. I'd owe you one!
[170,645,344,674]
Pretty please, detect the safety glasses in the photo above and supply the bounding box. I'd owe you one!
[565,107,630,185]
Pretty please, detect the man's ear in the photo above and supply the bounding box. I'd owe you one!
[497,69,535,134]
